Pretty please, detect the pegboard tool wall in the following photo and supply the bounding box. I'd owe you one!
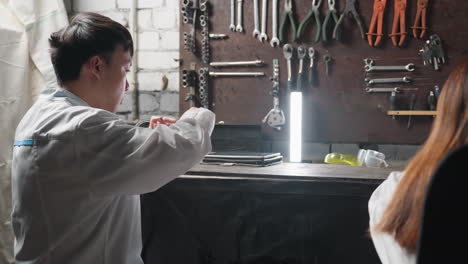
[179,0,468,144]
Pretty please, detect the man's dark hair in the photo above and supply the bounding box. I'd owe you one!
[49,12,134,86]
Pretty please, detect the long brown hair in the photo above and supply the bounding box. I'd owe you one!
[374,60,468,252]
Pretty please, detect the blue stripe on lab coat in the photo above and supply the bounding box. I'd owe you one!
[14,140,35,146]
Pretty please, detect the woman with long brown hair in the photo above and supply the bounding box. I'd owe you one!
[368,59,468,264]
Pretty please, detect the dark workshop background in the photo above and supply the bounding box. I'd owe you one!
[179,0,468,145]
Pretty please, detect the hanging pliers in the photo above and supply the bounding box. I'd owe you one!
[333,0,366,40]
[389,0,407,46]
[412,0,429,39]
[280,0,297,43]
[297,0,322,42]
[367,0,388,46]
[322,0,340,42]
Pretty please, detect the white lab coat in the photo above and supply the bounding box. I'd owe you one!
[0,1,68,263]
[11,87,215,264]
[368,171,416,264]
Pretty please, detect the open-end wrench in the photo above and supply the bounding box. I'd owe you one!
[365,87,419,93]
[283,44,294,90]
[210,60,265,67]
[230,0,236,31]
[297,46,306,91]
[308,47,315,84]
[253,0,260,37]
[236,0,244,33]
[365,76,413,85]
[270,0,280,47]
[259,0,268,41]
[365,64,415,72]
[209,72,265,77]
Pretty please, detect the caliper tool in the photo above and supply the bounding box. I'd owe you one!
[333,0,366,40]
[412,0,429,39]
[297,46,307,91]
[283,44,294,90]
[263,59,286,130]
[389,0,407,47]
[367,0,387,47]
[297,0,322,42]
[279,0,297,43]
[322,0,340,42]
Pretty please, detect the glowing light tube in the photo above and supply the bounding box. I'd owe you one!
[289,91,302,162]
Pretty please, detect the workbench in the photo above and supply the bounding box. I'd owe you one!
[141,163,400,264]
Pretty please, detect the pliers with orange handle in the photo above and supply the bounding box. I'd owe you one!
[389,0,407,46]
[411,0,429,39]
[367,0,388,47]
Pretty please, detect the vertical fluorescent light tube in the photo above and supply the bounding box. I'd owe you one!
[290,91,303,162]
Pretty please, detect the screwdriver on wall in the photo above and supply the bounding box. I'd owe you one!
[427,91,436,111]
[389,92,397,120]
[407,94,417,129]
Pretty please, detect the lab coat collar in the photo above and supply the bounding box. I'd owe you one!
[42,86,90,107]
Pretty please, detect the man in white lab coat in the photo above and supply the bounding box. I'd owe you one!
[11,12,215,264]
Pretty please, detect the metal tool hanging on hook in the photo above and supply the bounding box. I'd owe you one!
[322,0,340,42]
[364,59,415,72]
[412,0,429,39]
[263,59,286,130]
[389,0,407,46]
[259,0,268,42]
[367,0,387,46]
[279,0,297,43]
[283,44,294,90]
[365,76,412,85]
[297,0,322,42]
[270,0,280,47]
[333,0,366,40]
[209,60,265,67]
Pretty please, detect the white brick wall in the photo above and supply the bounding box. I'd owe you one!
[71,0,181,119]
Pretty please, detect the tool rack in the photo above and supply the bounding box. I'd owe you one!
[179,0,468,145]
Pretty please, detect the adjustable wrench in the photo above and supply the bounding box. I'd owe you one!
[297,46,306,91]
[365,76,413,85]
[236,0,244,33]
[230,0,236,31]
[259,0,268,41]
[283,44,294,90]
[253,0,260,37]
[270,0,280,47]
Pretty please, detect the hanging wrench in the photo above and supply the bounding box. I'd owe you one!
[365,76,413,85]
[259,0,268,41]
[253,0,260,37]
[365,64,415,72]
[364,59,415,72]
[283,44,294,90]
[230,0,236,31]
[297,46,306,91]
[308,47,315,84]
[270,0,280,47]
[236,0,244,33]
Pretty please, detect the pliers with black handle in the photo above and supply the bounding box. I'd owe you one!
[280,0,298,43]
[333,0,366,40]
[297,0,323,42]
